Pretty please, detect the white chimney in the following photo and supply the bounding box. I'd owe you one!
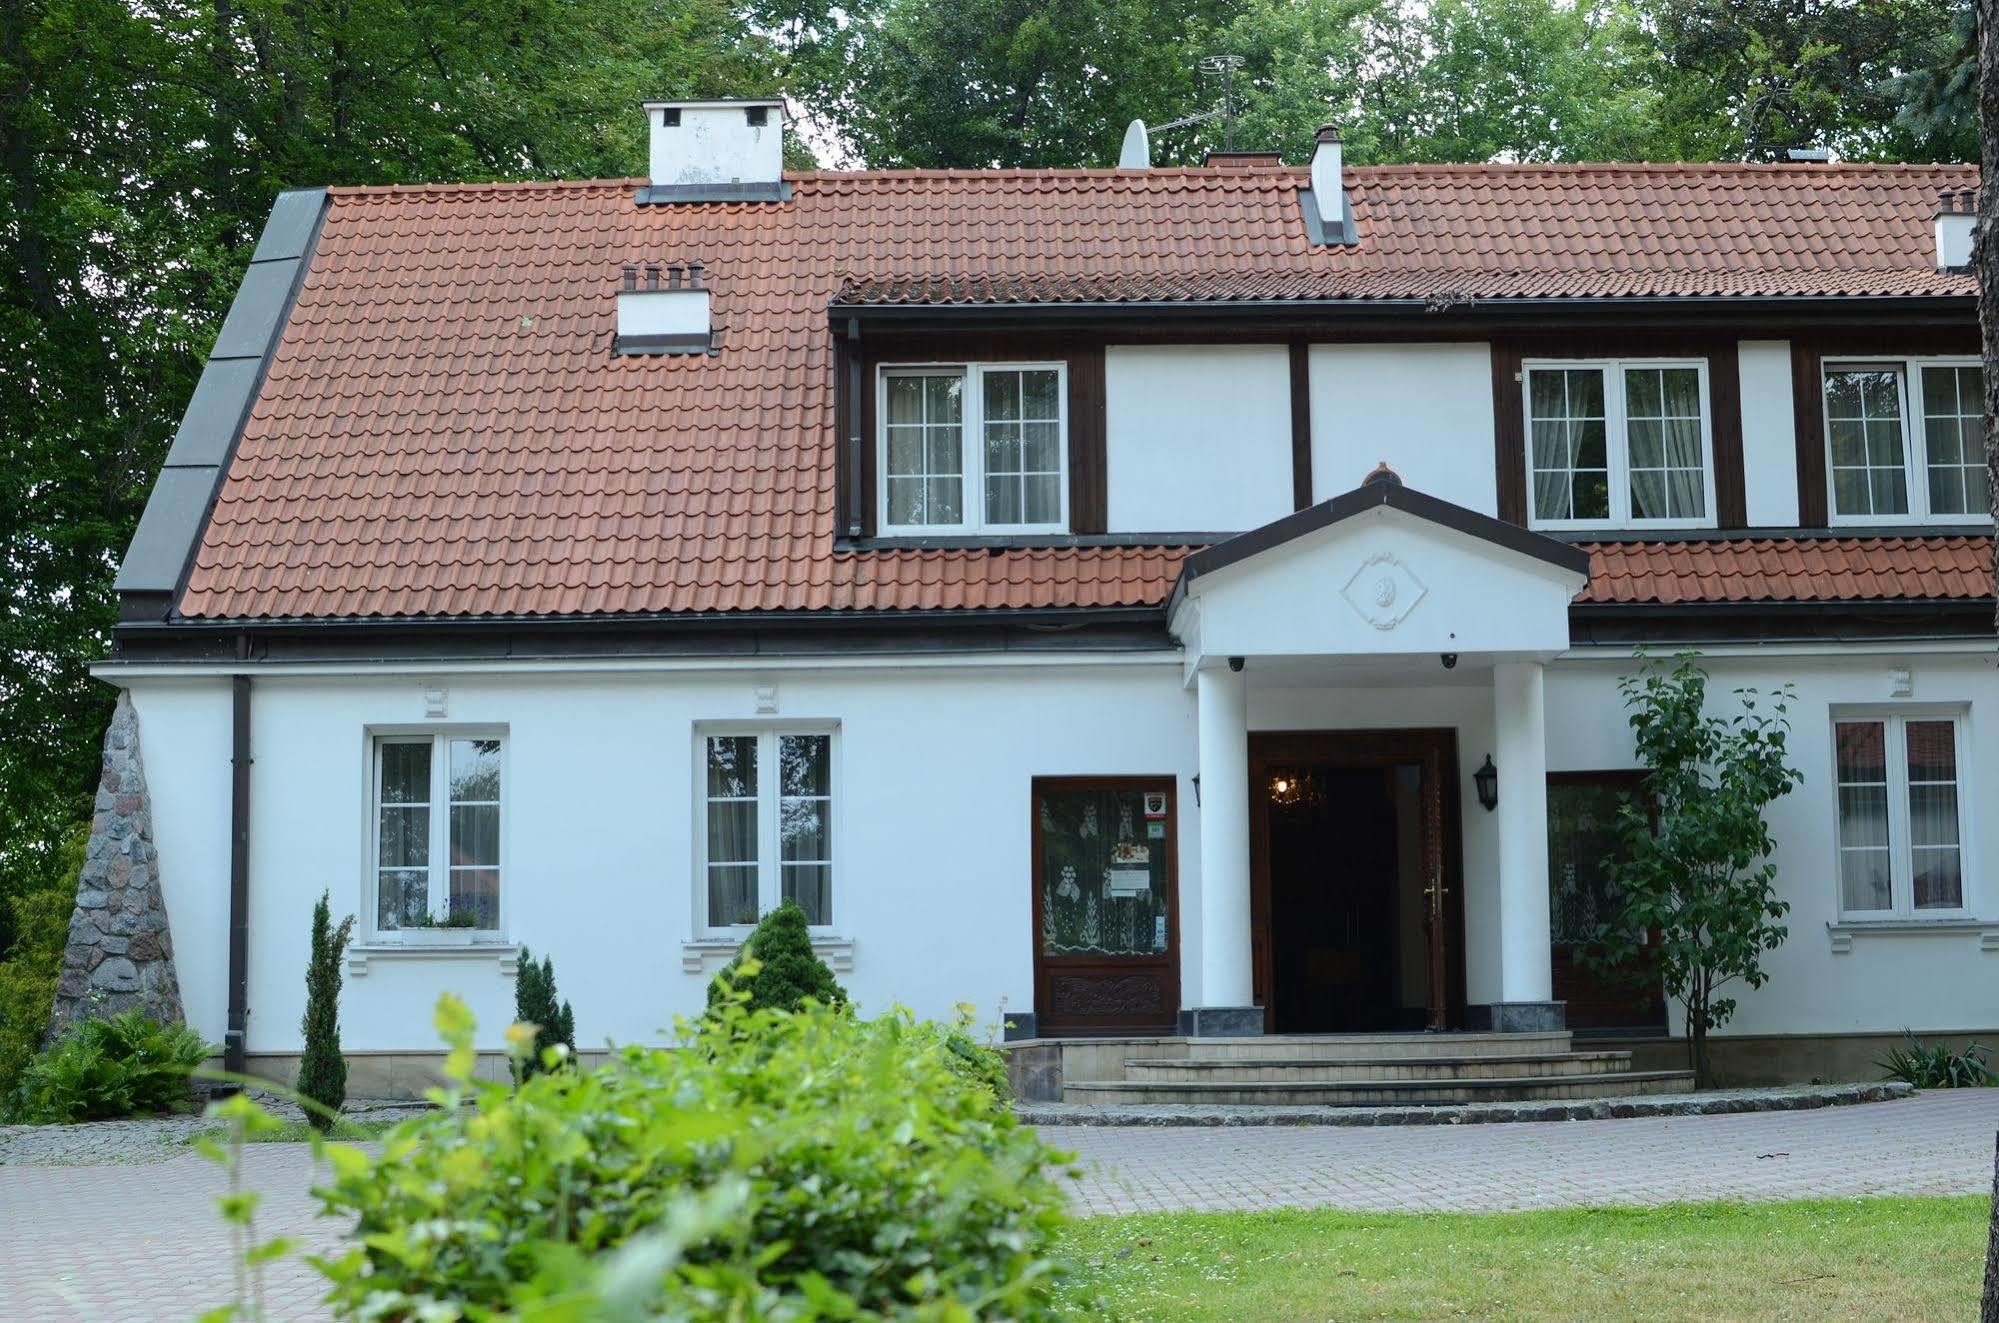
[1935,187,1975,272]
[614,263,713,356]
[1310,125,1343,201]
[638,98,786,202]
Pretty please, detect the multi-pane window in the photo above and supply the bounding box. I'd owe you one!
[702,730,835,928]
[1834,715,1967,917]
[1824,359,1988,522]
[1525,361,1711,527]
[373,734,502,933]
[880,363,1066,533]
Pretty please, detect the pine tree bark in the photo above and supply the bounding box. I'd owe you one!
[1979,8,1999,1317]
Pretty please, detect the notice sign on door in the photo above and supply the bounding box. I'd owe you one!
[1107,868,1151,897]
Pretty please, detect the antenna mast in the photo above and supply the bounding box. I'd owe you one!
[1196,54,1246,151]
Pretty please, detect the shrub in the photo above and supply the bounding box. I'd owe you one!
[309,987,1074,1319]
[510,946,575,1083]
[705,899,845,1016]
[1879,1032,1996,1088]
[10,1011,213,1123]
[0,824,86,1103]
[297,891,355,1131]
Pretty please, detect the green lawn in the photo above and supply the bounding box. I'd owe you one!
[183,1116,403,1145]
[1061,1197,1988,1321]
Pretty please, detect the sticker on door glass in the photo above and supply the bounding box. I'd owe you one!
[1143,792,1168,820]
[1106,868,1151,897]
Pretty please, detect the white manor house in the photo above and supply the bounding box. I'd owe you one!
[77,100,1997,1100]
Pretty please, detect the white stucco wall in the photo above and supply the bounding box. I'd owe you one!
[1104,345,1293,532]
[118,640,1999,1055]
[125,659,1196,1054]
[1738,340,1801,528]
[1549,648,1999,1037]
[1309,343,1497,512]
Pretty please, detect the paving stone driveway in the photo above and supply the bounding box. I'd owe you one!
[3,1092,1996,1321]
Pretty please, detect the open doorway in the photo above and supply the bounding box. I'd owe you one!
[1250,730,1464,1033]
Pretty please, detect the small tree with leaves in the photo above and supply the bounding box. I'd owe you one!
[511,948,575,1084]
[707,901,846,1016]
[1586,652,1802,1089]
[298,891,356,1131]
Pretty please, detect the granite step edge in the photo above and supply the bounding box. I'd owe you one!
[1016,1081,1916,1127]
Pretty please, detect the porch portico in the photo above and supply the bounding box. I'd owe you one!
[1169,476,1592,1036]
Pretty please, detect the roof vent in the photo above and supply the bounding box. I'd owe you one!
[1936,188,1976,272]
[637,98,789,204]
[615,263,713,356]
[1304,125,1356,246]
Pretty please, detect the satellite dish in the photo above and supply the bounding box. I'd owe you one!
[1119,119,1151,169]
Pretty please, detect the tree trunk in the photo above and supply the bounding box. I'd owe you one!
[1983,1134,1999,1322]
[1687,986,1711,1089]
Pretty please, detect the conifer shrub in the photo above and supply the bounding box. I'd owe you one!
[510,946,575,1083]
[704,899,845,1016]
[297,891,355,1131]
[308,989,1074,1319]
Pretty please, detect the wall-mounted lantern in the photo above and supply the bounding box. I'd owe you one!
[1474,755,1498,812]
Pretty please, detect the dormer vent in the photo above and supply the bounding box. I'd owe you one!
[614,262,714,356]
[1935,187,1975,272]
[1303,125,1356,246]
[636,98,790,205]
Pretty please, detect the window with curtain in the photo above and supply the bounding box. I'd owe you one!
[1546,776,1642,944]
[1834,714,1966,916]
[1824,359,1987,523]
[703,730,835,928]
[1035,782,1173,958]
[880,363,1066,533]
[1525,360,1710,528]
[373,734,503,933]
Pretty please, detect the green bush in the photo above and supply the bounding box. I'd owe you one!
[1879,1032,1995,1088]
[297,891,355,1131]
[510,945,575,1084]
[0,824,86,1103]
[309,986,1074,1319]
[10,1010,213,1123]
[705,899,846,1016]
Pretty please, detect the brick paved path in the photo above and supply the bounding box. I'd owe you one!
[3,1092,1995,1320]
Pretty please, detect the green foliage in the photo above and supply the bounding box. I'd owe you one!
[0,823,83,1101]
[304,991,1075,1319]
[1586,651,1802,1088]
[9,1010,213,1123]
[1879,1032,1996,1088]
[706,900,847,1016]
[510,946,576,1083]
[297,891,355,1133]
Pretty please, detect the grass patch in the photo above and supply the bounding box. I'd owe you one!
[185,1116,403,1145]
[1062,1197,1988,1320]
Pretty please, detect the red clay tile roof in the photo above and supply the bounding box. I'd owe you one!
[1580,536,1995,605]
[179,163,1983,621]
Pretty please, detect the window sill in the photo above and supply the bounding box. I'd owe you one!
[680,934,854,975]
[1826,920,1999,954]
[347,942,521,978]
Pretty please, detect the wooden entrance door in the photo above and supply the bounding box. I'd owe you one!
[1249,730,1464,1033]
[1031,777,1181,1035]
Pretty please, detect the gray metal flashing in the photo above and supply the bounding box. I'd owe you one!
[612,331,717,356]
[633,181,793,205]
[114,187,330,602]
[1299,185,1358,246]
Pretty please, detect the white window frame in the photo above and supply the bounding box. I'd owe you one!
[1823,356,1987,527]
[1829,708,1974,921]
[1521,358,1718,532]
[694,724,840,935]
[876,361,1069,535]
[365,728,508,942]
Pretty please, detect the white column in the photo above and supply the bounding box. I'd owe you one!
[1492,661,1554,1006]
[1196,665,1254,1008]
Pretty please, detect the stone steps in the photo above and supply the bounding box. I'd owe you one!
[1060,1069,1697,1107]
[1178,1031,1574,1062]
[1121,1050,1635,1083]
